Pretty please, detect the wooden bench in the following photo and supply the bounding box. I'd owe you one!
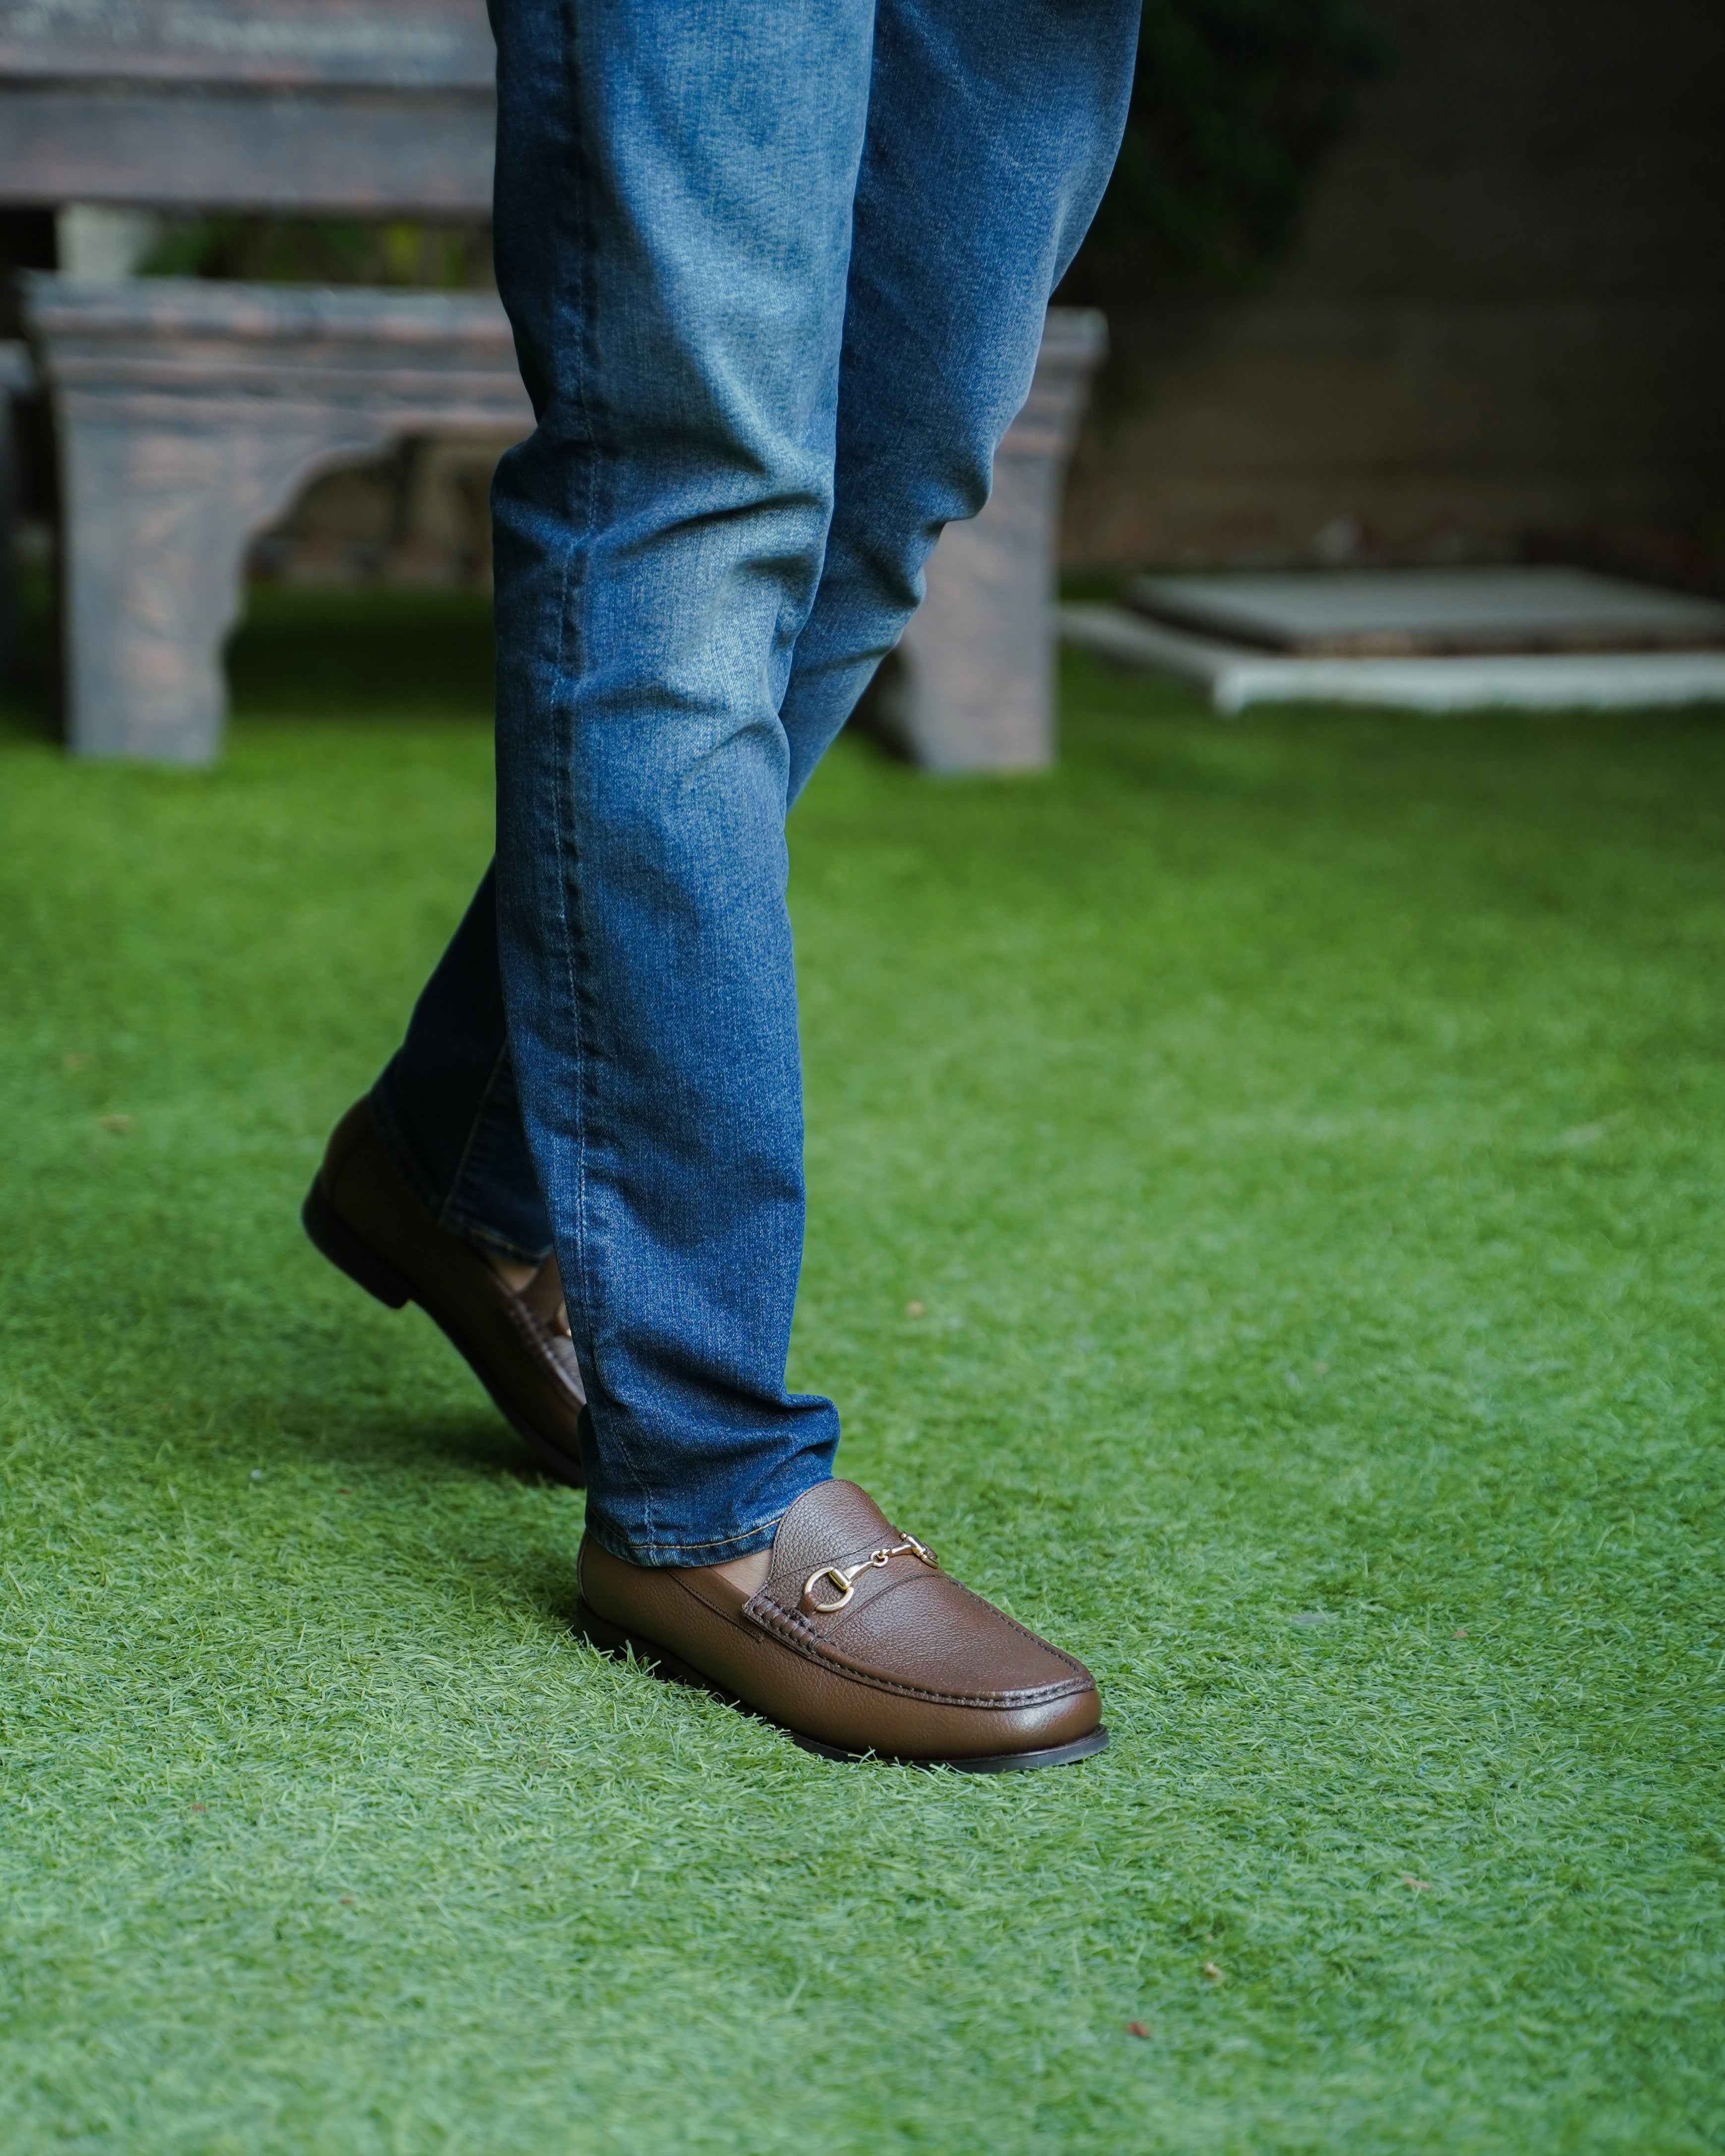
[2,0,1101,767]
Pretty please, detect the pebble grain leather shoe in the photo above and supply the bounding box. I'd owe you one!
[577,1478,1107,1771]
[302,1100,586,1483]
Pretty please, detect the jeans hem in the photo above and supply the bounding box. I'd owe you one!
[581,1489,824,1569]
[439,1205,555,1269]
[368,1078,552,1268]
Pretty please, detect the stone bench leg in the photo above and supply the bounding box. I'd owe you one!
[59,404,390,761]
[23,275,532,763]
[883,307,1107,772]
[0,340,35,687]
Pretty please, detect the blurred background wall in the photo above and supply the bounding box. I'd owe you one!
[6,0,1721,599]
[1060,0,1725,589]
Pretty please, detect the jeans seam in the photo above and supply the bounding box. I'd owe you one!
[545,0,658,1545]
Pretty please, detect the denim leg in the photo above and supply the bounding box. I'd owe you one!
[370,862,555,1264]
[487,0,873,1563]
[480,0,1134,1565]
[779,0,1140,794]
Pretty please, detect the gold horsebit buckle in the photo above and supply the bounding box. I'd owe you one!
[803,1532,939,1614]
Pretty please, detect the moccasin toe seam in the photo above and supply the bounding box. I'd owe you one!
[743,1589,1096,1709]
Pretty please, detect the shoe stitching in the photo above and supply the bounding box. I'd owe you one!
[742,1590,1094,1708]
[586,1555,1095,1710]
[373,1209,579,1411]
[499,1294,584,1398]
[602,1576,1087,1711]
[749,1492,1094,1698]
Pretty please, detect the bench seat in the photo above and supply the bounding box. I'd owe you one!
[24,273,1101,767]
[25,273,529,761]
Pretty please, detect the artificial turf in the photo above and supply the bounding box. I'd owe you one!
[1,592,1722,2153]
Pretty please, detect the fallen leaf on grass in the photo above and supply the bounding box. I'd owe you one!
[1202,1962,1223,1983]
[1126,2021,1151,2040]
[1400,1874,1433,1892]
[1452,1627,1469,1638]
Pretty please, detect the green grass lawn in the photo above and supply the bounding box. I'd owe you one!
[2,595,1722,2153]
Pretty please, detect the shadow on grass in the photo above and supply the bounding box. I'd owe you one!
[0,565,57,741]
[3,580,505,743]
[228,587,499,722]
[200,1362,576,1498]
[128,1364,590,1624]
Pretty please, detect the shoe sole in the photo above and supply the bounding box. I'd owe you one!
[575,1596,1109,1773]
[302,1175,586,1488]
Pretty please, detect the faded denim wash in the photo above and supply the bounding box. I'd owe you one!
[372,0,1139,1563]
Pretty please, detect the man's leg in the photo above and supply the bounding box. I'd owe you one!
[320,0,1133,1768]
[567,1,1134,1767]
[365,0,1132,1294]
[780,0,1139,794]
[369,863,552,1267]
[310,6,871,1498]
[487,0,1135,1572]
[303,852,589,1480]
[487,0,875,1565]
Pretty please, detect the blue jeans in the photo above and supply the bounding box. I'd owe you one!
[371,0,1137,1564]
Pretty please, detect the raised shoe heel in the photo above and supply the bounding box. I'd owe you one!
[301,1176,413,1310]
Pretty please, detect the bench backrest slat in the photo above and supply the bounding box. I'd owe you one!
[0,0,495,211]
[0,0,493,89]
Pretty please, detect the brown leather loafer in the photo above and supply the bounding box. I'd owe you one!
[302,1099,586,1483]
[577,1479,1107,1771]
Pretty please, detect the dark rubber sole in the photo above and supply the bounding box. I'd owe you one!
[302,1175,585,1488]
[576,1597,1110,1773]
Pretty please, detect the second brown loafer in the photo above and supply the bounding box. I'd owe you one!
[577,1479,1107,1771]
[303,1099,586,1483]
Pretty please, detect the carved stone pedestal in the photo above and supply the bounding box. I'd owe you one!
[875,307,1107,772]
[23,274,530,762]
